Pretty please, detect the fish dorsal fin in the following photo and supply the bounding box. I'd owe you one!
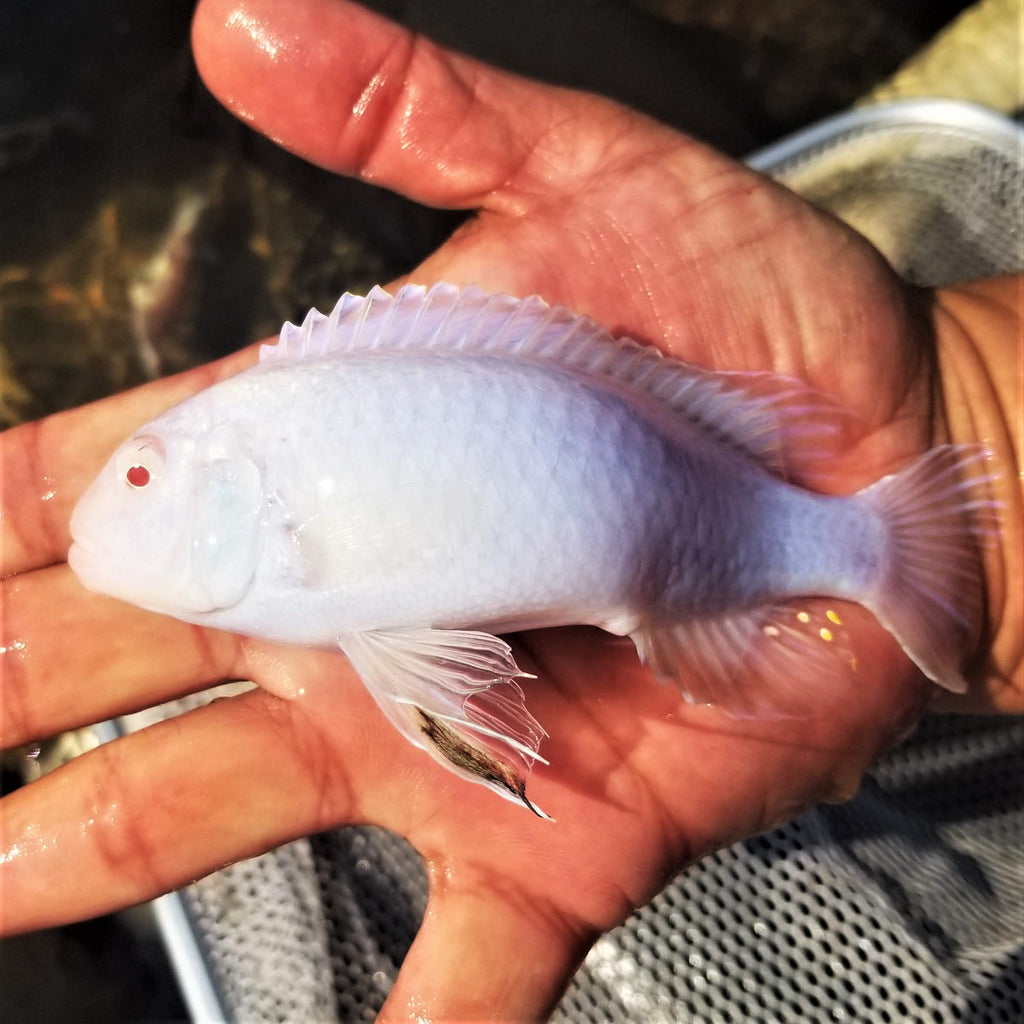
[261,283,835,472]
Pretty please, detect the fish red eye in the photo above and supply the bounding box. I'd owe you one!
[116,434,165,490]
[126,465,151,488]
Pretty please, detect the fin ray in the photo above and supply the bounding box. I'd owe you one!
[858,445,995,693]
[336,628,548,814]
[632,603,854,718]
[261,283,844,476]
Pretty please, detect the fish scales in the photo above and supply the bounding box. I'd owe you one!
[170,352,784,632]
[69,283,989,813]
[199,351,684,638]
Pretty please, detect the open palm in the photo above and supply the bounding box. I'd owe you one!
[1,2,1005,1020]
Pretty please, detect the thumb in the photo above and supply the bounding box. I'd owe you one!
[380,869,590,1023]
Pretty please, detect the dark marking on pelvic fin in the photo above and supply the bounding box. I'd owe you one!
[416,708,548,818]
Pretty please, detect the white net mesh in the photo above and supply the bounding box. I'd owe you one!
[555,714,1024,1024]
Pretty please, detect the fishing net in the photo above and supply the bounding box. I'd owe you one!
[137,100,1023,1023]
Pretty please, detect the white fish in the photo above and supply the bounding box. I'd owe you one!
[69,283,986,814]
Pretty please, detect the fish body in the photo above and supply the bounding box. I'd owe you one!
[69,284,984,812]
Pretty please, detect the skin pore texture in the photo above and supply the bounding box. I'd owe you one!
[0,2,1020,1021]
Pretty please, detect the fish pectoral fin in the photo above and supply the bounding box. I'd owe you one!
[336,628,550,817]
[632,604,852,718]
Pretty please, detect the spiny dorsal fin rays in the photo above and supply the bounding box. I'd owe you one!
[260,283,840,477]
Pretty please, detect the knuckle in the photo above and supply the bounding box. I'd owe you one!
[84,740,178,898]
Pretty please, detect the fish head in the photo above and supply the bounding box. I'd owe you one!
[69,425,264,618]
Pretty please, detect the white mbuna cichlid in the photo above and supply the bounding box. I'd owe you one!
[69,284,987,814]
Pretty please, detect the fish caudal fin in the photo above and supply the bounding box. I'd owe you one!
[858,444,994,693]
[337,628,550,817]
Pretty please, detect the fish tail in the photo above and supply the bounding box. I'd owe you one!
[858,444,996,693]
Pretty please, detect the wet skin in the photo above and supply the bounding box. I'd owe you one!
[1,2,1021,1022]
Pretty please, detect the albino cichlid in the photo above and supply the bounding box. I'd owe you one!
[69,284,986,814]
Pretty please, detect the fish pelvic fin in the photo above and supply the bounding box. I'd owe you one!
[336,628,550,817]
[856,444,996,693]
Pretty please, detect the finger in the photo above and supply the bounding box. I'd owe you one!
[0,667,406,935]
[191,0,693,215]
[0,565,240,747]
[0,347,255,576]
[380,876,590,1024]
[190,0,896,401]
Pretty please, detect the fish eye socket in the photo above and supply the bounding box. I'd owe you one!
[116,434,165,490]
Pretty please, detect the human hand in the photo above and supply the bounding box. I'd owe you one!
[2,1,1019,1020]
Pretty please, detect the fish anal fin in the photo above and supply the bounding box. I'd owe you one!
[337,628,549,816]
[632,603,857,718]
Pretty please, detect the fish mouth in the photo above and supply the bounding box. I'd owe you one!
[67,539,171,614]
[67,539,86,578]
[67,539,111,596]
[67,536,136,602]
[67,505,131,599]
[67,502,95,581]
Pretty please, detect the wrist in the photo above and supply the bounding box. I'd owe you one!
[931,274,1023,712]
